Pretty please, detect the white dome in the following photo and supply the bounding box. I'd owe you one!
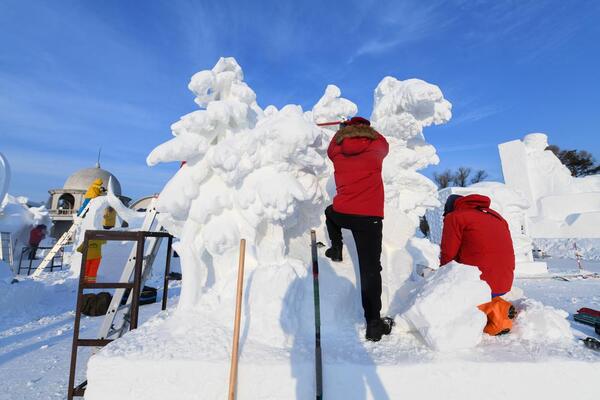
[63,167,122,195]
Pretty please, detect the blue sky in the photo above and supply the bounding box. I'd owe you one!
[1,0,599,202]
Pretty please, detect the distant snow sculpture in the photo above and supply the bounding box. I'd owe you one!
[499,133,600,238]
[0,153,10,210]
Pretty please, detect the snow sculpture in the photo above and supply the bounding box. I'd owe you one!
[427,182,548,276]
[147,58,452,345]
[0,194,50,263]
[371,77,452,297]
[148,58,330,344]
[499,133,600,238]
[0,152,10,211]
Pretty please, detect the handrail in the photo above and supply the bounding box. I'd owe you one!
[50,209,76,215]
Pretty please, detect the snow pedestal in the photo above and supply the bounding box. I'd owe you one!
[426,183,548,277]
[86,356,598,400]
[85,254,598,400]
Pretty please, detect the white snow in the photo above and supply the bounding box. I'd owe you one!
[0,257,596,400]
[534,238,600,261]
[399,262,490,352]
[511,298,573,343]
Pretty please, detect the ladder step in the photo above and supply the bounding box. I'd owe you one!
[167,272,182,281]
[72,380,87,397]
[81,282,135,289]
[76,339,113,346]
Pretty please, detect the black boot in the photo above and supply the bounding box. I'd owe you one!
[325,245,343,262]
[365,317,394,342]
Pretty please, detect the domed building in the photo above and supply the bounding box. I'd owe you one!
[48,164,131,238]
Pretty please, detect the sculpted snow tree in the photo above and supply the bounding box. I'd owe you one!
[148,59,452,343]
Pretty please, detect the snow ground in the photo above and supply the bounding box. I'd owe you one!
[0,257,598,400]
[0,260,181,400]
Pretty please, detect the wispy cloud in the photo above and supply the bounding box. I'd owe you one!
[456,1,597,63]
[451,104,504,125]
[348,1,456,63]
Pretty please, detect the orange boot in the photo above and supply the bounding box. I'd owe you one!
[478,297,516,336]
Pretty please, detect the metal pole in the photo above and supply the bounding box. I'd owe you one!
[27,248,34,275]
[310,230,323,400]
[129,232,145,330]
[228,239,246,400]
[162,236,173,311]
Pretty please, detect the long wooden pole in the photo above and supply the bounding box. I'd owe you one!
[228,239,246,400]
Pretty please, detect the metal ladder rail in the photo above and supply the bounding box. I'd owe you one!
[67,230,146,400]
[67,229,174,399]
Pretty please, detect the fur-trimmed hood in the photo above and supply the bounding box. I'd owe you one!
[334,125,378,144]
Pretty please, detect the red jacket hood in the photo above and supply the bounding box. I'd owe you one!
[341,137,372,156]
[454,194,491,211]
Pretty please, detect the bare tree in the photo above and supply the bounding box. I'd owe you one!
[470,169,489,185]
[547,145,600,177]
[433,169,454,189]
[452,167,472,187]
[433,167,490,188]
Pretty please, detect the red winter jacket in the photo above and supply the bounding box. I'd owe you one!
[327,125,389,217]
[440,194,515,294]
[29,227,45,246]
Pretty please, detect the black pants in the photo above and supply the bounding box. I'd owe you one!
[28,245,38,260]
[325,205,383,322]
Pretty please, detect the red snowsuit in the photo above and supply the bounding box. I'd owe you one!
[440,194,515,294]
[327,126,389,217]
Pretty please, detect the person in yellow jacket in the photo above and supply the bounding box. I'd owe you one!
[77,239,107,284]
[77,178,106,215]
[103,206,117,229]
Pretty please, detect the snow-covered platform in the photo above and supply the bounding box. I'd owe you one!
[85,308,600,400]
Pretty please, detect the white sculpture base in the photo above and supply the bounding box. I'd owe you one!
[515,261,548,277]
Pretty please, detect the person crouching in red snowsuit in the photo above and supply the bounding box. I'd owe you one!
[440,194,517,335]
[324,116,394,342]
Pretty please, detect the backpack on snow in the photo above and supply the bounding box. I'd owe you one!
[80,292,113,316]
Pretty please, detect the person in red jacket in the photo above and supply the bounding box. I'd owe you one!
[325,116,394,342]
[440,194,517,335]
[28,224,47,260]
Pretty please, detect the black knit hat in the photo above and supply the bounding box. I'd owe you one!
[345,116,370,126]
[443,194,463,216]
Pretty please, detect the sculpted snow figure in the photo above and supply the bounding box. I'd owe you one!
[147,57,452,345]
[499,132,600,238]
